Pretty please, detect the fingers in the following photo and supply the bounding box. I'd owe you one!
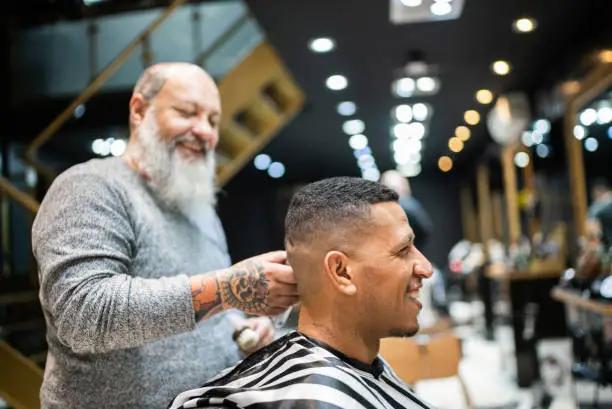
[265,263,296,285]
[261,250,287,264]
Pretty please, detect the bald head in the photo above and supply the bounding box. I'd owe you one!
[133,62,216,102]
[380,170,411,197]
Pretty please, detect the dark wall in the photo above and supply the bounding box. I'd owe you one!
[217,170,464,269]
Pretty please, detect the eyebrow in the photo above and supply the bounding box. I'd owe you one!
[394,232,415,253]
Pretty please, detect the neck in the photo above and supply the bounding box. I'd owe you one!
[297,305,379,364]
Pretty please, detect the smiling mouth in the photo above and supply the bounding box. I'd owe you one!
[407,285,422,308]
[178,142,206,156]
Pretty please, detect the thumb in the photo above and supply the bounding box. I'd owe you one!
[262,250,287,264]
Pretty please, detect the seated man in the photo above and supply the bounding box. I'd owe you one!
[169,177,434,409]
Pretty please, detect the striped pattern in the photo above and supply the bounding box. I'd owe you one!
[168,332,433,409]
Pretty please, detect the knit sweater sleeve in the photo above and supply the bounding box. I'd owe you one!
[32,169,196,354]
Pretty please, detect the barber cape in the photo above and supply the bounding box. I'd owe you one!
[168,331,434,409]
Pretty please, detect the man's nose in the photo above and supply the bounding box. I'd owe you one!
[192,121,218,149]
[413,248,433,279]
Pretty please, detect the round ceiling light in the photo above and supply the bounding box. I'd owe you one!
[268,162,286,178]
[585,137,599,152]
[254,154,272,170]
[393,77,416,98]
[395,104,413,123]
[513,18,536,33]
[456,126,471,141]
[416,77,438,93]
[326,75,348,91]
[514,152,530,168]
[412,103,430,121]
[536,144,550,158]
[492,60,511,76]
[449,137,464,153]
[308,37,335,53]
[400,0,422,7]
[337,101,357,116]
[349,134,369,150]
[342,119,365,135]
[476,89,494,104]
[430,1,452,16]
[438,156,453,172]
[464,110,481,125]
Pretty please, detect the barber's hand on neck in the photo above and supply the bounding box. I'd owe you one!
[219,251,298,316]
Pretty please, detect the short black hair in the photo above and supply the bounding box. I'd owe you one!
[593,178,610,191]
[285,177,398,245]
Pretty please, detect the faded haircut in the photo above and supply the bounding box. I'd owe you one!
[285,177,398,246]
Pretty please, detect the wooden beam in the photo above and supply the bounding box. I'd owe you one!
[502,145,521,243]
[0,341,43,409]
[492,191,504,241]
[460,186,478,242]
[476,165,493,245]
[0,177,40,215]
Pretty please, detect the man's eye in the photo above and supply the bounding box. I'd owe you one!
[177,108,195,117]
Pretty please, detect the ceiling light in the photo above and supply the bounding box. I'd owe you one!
[349,134,369,150]
[608,127,612,139]
[353,146,372,159]
[536,144,550,158]
[412,103,429,121]
[579,108,597,126]
[74,104,86,118]
[597,106,612,124]
[91,138,109,156]
[326,75,348,91]
[394,151,412,165]
[337,101,357,116]
[393,77,416,98]
[398,162,422,178]
[561,81,581,96]
[343,119,365,135]
[416,77,438,93]
[449,137,464,153]
[464,110,480,125]
[400,0,422,7]
[395,104,413,123]
[393,123,411,139]
[268,162,286,178]
[585,137,599,152]
[513,18,536,33]
[514,152,530,168]
[456,126,470,141]
[438,156,453,172]
[362,167,381,182]
[254,153,272,170]
[599,50,612,64]
[492,60,511,76]
[110,139,127,157]
[522,131,534,147]
[430,1,452,16]
[573,125,587,140]
[393,138,422,154]
[408,122,426,139]
[534,119,551,134]
[531,131,544,145]
[476,89,494,104]
[358,154,376,170]
[308,37,335,53]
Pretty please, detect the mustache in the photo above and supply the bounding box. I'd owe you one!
[171,135,211,153]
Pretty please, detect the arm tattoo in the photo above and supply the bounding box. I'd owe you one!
[219,261,269,315]
[190,276,222,318]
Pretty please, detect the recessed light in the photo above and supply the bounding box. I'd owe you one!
[464,110,481,125]
[349,134,369,150]
[326,75,348,91]
[395,105,413,123]
[585,137,599,152]
[456,126,470,141]
[513,18,536,33]
[337,101,357,116]
[308,37,335,53]
[449,137,464,153]
[492,60,511,76]
[254,154,272,170]
[393,77,416,97]
[514,152,530,168]
[343,119,365,135]
[476,89,494,104]
[268,162,286,178]
[580,109,597,126]
[599,50,612,64]
[438,156,453,172]
[400,0,422,7]
[416,77,438,93]
[573,125,587,140]
[430,1,452,16]
[536,144,550,158]
[412,103,430,121]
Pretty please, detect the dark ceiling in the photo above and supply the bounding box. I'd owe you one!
[5,0,612,184]
[244,0,612,181]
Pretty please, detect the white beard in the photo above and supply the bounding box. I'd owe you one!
[126,108,218,229]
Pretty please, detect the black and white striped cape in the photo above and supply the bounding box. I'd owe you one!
[168,331,434,409]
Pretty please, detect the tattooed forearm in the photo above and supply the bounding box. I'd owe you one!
[219,261,269,315]
[190,275,222,318]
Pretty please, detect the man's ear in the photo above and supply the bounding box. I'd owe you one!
[129,94,150,129]
[324,251,357,296]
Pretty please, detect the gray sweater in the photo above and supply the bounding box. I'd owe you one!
[31,157,242,409]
